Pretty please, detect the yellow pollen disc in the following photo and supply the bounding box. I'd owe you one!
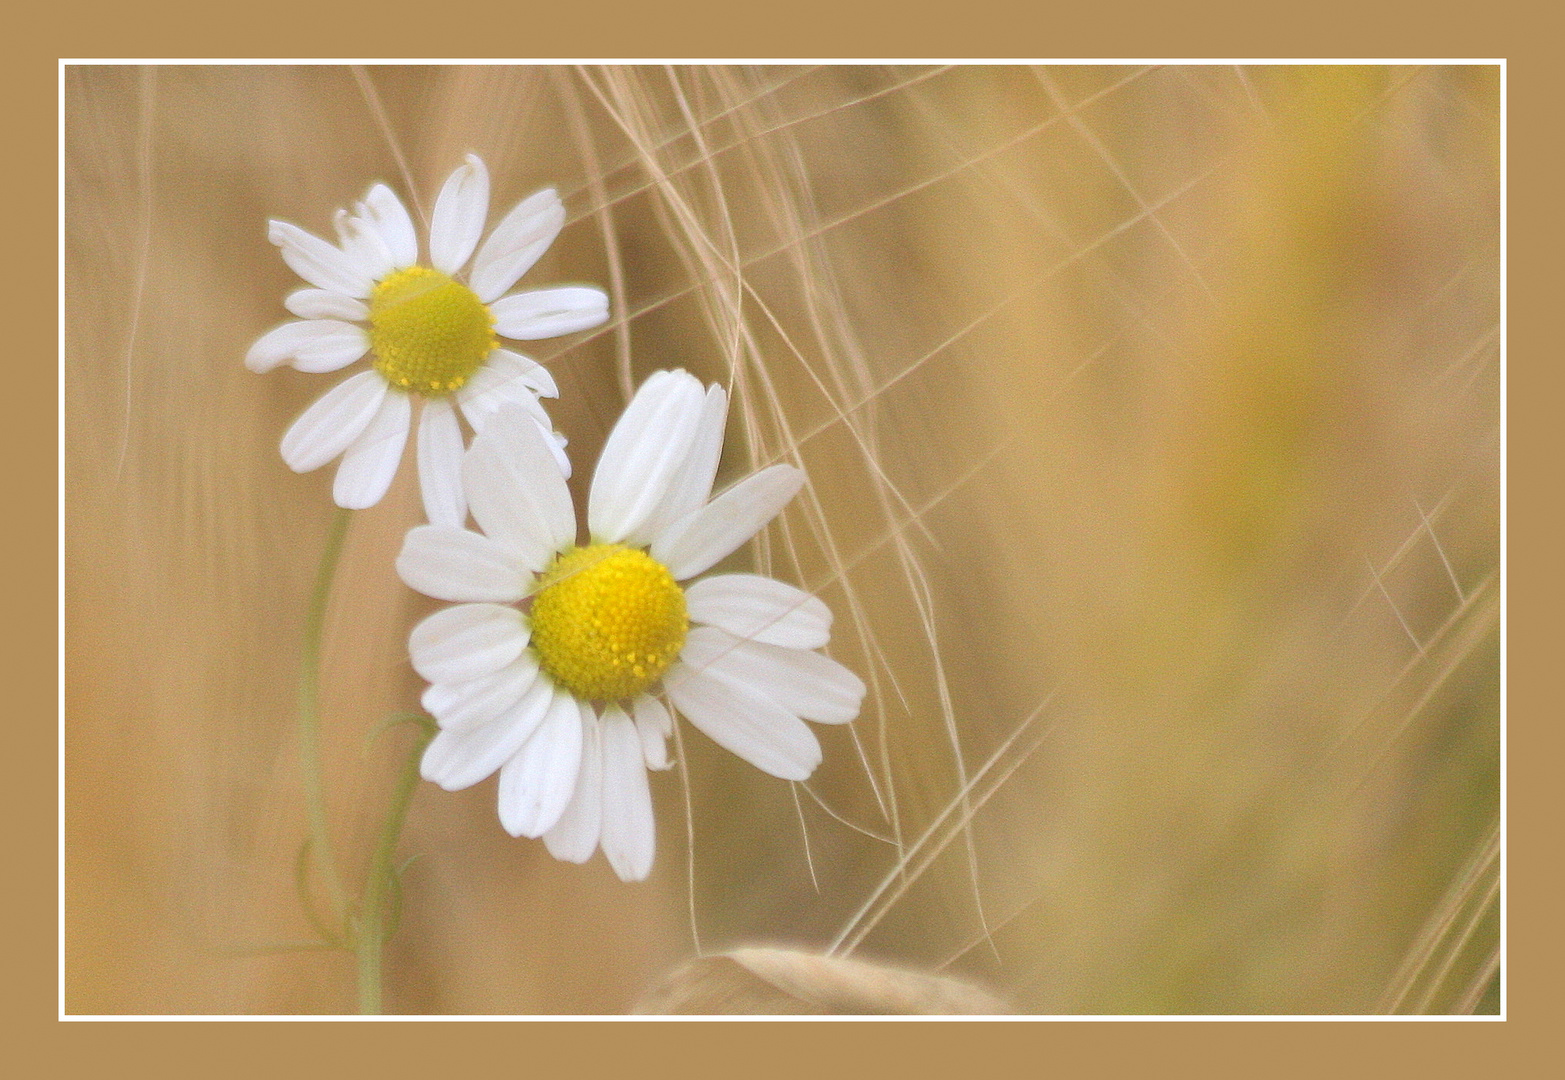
[529,544,688,703]
[368,266,496,396]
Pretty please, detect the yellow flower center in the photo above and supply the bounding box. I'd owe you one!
[368,266,496,395]
[529,544,688,703]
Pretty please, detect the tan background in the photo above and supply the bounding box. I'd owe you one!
[62,63,1502,1017]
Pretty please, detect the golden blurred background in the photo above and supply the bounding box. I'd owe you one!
[64,64,1500,1014]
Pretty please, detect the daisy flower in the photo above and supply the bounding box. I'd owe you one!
[246,154,609,524]
[395,370,866,881]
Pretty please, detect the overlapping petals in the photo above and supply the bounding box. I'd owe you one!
[249,154,608,521]
[396,369,865,881]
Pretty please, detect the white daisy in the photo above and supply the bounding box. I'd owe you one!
[395,370,866,881]
[246,154,610,524]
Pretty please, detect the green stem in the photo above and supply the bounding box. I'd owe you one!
[299,507,352,924]
[356,722,434,1015]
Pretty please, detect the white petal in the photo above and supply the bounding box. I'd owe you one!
[334,208,396,283]
[289,327,372,375]
[284,289,368,321]
[417,398,467,528]
[455,369,573,479]
[477,349,559,400]
[491,287,609,340]
[429,153,489,274]
[685,574,832,650]
[454,354,554,436]
[542,423,572,480]
[470,187,566,304]
[332,389,410,509]
[663,662,822,781]
[587,370,706,544]
[357,183,418,268]
[463,406,577,573]
[409,602,528,685]
[396,523,530,603]
[245,320,369,374]
[421,652,540,730]
[681,626,864,725]
[632,695,672,770]
[652,465,806,581]
[279,371,387,473]
[544,706,603,864]
[419,672,552,790]
[269,219,374,298]
[643,384,728,538]
[497,688,584,838]
[598,707,656,881]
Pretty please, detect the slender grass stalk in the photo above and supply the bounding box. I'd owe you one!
[298,507,352,925]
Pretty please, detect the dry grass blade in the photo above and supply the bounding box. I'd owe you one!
[1451,945,1501,1015]
[1377,817,1499,1013]
[830,691,1059,957]
[64,65,1499,1014]
[634,947,1008,1015]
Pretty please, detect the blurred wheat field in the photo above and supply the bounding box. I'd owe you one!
[63,64,1501,1015]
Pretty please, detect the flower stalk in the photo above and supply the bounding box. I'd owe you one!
[297,507,436,1013]
[298,506,352,924]
[355,717,435,1014]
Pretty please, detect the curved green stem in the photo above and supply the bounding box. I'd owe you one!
[299,507,352,924]
[293,507,435,1013]
[356,720,435,1015]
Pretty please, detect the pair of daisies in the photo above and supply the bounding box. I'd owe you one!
[251,156,864,881]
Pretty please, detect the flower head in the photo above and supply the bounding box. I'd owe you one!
[396,370,866,881]
[247,154,609,523]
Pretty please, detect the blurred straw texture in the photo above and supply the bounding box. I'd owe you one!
[64,64,1500,1014]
